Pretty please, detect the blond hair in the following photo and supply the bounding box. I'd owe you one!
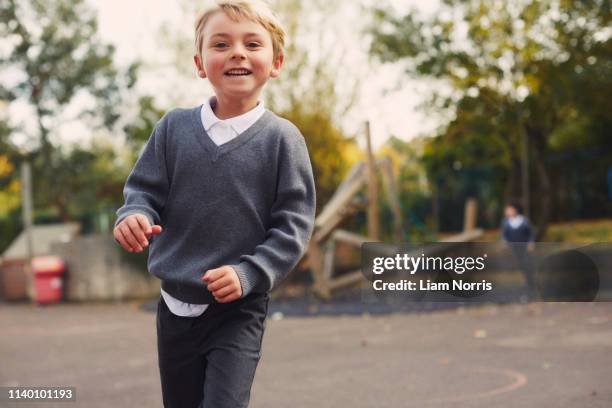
[195,0,286,62]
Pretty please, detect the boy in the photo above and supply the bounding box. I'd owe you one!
[113,1,316,406]
[501,200,535,246]
[501,200,537,298]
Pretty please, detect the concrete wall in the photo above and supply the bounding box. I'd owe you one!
[50,234,160,301]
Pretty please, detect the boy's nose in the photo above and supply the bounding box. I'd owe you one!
[231,52,246,60]
[230,45,247,60]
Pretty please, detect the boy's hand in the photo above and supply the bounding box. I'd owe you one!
[113,214,163,253]
[202,266,243,303]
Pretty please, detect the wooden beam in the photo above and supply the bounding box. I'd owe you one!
[308,241,328,298]
[380,157,404,242]
[315,162,366,229]
[326,270,363,291]
[313,167,368,243]
[322,241,336,280]
[439,228,483,243]
[365,121,379,240]
[330,229,370,247]
[463,198,478,232]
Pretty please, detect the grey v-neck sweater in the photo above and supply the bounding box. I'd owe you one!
[114,105,316,303]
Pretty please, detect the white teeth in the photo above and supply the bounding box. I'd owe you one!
[226,69,250,75]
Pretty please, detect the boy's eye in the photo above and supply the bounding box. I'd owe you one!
[212,42,259,49]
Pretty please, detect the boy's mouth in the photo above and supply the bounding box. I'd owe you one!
[224,68,252,76]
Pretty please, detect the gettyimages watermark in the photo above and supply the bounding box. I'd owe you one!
[360,242,612,303]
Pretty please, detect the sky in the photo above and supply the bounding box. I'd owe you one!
[7,0,445,151]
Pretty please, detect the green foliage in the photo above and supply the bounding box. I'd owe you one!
[544,219,612,243]
[369,0,612,234]
[379,137,438,241]
[0,0,140,222]
[278,103,357,213]
[265,0,361,124]
[124,96,167,150]
[1,0,137,135]
[0,117,23,252]
[0,117,20,218]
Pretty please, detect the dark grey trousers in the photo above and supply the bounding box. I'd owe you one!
[156,292,269,408]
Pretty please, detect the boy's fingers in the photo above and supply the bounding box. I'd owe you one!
[212,285,235,298]
[120,224,142,251]
[130,216,149,245]
[150,225,163,235]
[126,217,148,247]
[114,229,129,251]
[116,228,135,252]
[119,225,139,250]
[206,276,232,292]
[203,268,223,282]
[135,214,153,235]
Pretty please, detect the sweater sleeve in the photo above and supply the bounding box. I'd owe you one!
[232,130,316,296]
[501,219,510,242]
[114,115,170,231]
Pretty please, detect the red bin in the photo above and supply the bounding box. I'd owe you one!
[32,256,66,304]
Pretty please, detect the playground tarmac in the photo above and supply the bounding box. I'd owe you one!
[0,300,611,407]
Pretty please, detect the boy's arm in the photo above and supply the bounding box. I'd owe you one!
[114,116,170,231]
[232,131,316,297]
[500,220,510,242]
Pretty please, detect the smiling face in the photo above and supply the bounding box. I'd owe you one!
[194,11,283,101]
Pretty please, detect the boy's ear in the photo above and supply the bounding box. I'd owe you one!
[194,54,207,78]
[270,52,284,78]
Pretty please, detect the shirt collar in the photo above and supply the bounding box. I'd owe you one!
[201,95,265,135]
[508,215,525,229]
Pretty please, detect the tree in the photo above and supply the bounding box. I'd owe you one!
[280,103,359,213]
[369,0,611,238]
[0,115,22,252]
[0,144,20,218]
[123,95,167,157]
[0,0,138,220]
[263,0,361,123]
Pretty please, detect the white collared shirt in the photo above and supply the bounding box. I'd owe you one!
[160,95,266,317]
[201,95,266,145]
[508,215,526,229]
